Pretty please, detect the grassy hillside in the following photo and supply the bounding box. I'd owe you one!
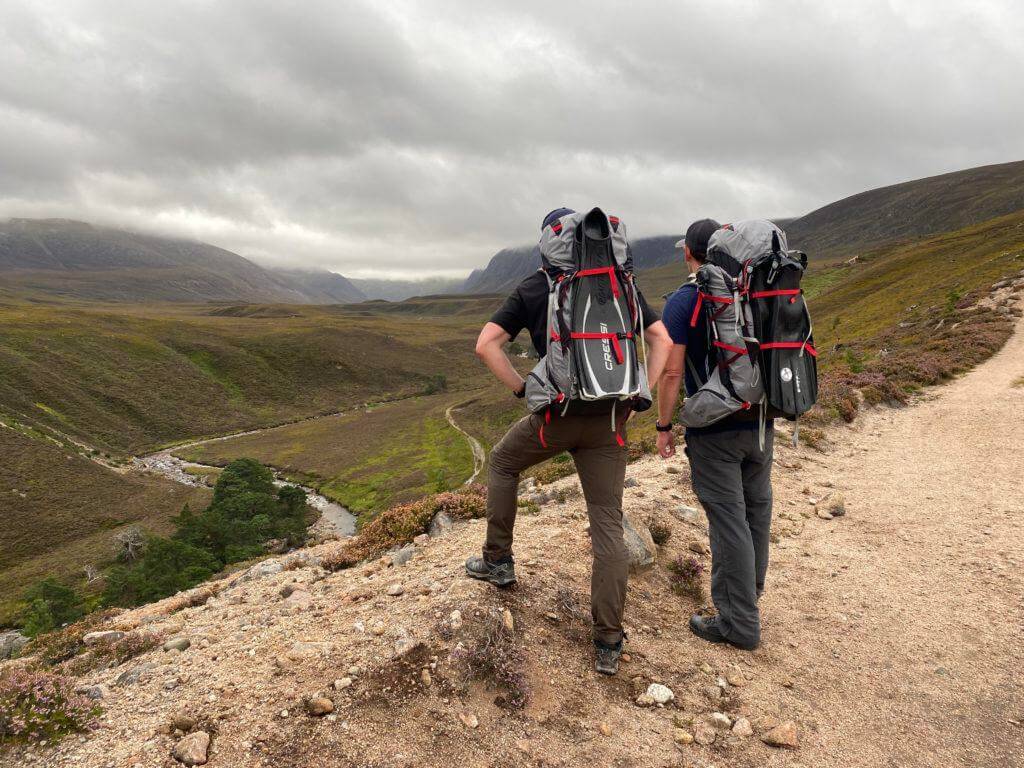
[0,302,487,454]
[0,426,210,625]
[785,159,1024,261]
[178,392,475,520]
[0,218,320,304]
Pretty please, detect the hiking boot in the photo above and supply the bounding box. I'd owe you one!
[688,614,759,651]
[594,641,622,676]
[464,555,517,587]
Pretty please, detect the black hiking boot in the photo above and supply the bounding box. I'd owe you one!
[594,641,622,676]
[464,555,517,587]
[689,614,759,651]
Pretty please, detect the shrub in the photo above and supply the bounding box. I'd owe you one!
[649,521,672,546]
[451,611,529,709]
[0,669,99,745]
[533,455,576,485]
[19,579,85,638]
[323,485,487,570]
[102,537,220,607]
[668,555,705,599]
[627,434,657,463]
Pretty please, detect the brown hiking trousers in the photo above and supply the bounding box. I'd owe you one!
[483,409,629,646]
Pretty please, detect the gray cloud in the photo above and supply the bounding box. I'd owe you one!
[1,0,1022,278]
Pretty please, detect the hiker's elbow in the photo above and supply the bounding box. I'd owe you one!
[475,323,507,359]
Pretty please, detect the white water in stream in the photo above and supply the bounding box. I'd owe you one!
[135,450,357,537]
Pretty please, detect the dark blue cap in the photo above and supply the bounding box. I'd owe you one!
[541,207,575,231]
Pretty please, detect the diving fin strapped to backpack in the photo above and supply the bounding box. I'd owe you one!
[680,220,818,440]
[524,207,652,420]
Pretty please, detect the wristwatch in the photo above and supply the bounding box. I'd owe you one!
[655,421,674,432]
[514,384,526,399]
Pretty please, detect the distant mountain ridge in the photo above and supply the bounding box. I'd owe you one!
[0,219,377,305]
[785,159,1024,260]
[460,235,682,294]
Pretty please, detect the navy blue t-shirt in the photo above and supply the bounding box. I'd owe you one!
[662,281,758,433]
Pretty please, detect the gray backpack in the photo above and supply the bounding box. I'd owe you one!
[524,208,652,443]
[680,220,818,442]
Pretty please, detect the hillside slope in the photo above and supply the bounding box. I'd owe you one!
[268,269,366,304]
[0,219,372,305]
[0,302,488,455]
[7,303,1022,765]
[785,159,1024,260]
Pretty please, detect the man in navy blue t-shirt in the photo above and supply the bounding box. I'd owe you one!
[656,219,774,651]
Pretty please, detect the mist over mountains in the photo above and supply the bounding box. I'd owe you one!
[3,160,1023,306]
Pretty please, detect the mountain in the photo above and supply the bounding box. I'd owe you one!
[0,219,374,305]
[785,159,1024,261]
[350,276,464,302]
[270,268,366,304]
[460,235,683,294]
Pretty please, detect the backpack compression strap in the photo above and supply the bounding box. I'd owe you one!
[574,266,620,298]
[568,331,634,365]
[690,292,733,327]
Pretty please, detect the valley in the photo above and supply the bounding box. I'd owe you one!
[3,162,1024,652]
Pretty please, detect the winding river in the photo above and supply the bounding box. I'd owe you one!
[135,448,357,537]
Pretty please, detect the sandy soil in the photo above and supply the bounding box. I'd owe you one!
[8,315,1023,768]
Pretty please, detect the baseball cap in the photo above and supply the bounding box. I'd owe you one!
[674,218,721,257]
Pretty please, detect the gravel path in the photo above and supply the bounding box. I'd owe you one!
[446,401,486,485]
[765,309,1024,766]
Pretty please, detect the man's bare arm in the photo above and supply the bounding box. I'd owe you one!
[475,321,525,393]
[642,320,673,387]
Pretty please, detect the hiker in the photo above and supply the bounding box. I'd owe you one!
[656,219,773,651]
[466,207,673,675]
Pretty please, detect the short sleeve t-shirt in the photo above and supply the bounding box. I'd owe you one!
[489,270,661,357]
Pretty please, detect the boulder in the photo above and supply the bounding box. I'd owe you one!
[172,731,210,766]
[391,545,415,567]
[761,720,799,748]
[83,630,126,646]
[163,636,191,652]
[428,511,453,537]
[622,513,657,571]
[0,631,29,659]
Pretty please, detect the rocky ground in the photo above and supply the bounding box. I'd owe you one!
[6,309,1024,768]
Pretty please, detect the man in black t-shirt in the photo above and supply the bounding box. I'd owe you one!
[465,208,672,676]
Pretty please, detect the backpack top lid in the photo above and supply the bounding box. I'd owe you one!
[705,220,789,277]
[539,207,629,273]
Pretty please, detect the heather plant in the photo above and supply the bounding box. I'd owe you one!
[668,555,705,599]
[0,668,99,745]
[451,610,529,709]
[649,521,672,546]
[323,484,488,570]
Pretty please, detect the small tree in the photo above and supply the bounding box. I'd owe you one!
[112,526,146,563]
[19,580,84,637]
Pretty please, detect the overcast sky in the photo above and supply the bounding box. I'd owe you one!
[1,1,1022,279]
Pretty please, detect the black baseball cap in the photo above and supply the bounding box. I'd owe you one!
[674,218,721,257]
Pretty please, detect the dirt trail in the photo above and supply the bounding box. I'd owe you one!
[766,310,1024,766]
[446,401,486,485]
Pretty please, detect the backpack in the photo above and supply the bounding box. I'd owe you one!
[680,220,818,442]
[523,207,652,444]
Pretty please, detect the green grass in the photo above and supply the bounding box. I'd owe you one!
[178,393,476,520]
[0,426,210,626]
[0,301,490,455]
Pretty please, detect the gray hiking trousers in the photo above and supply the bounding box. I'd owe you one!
[685,426,774,647]
[483,410,629,647]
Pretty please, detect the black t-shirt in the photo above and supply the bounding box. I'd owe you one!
[489,270,661,356]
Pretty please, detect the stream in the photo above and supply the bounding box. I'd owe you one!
[135,449,357,537]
